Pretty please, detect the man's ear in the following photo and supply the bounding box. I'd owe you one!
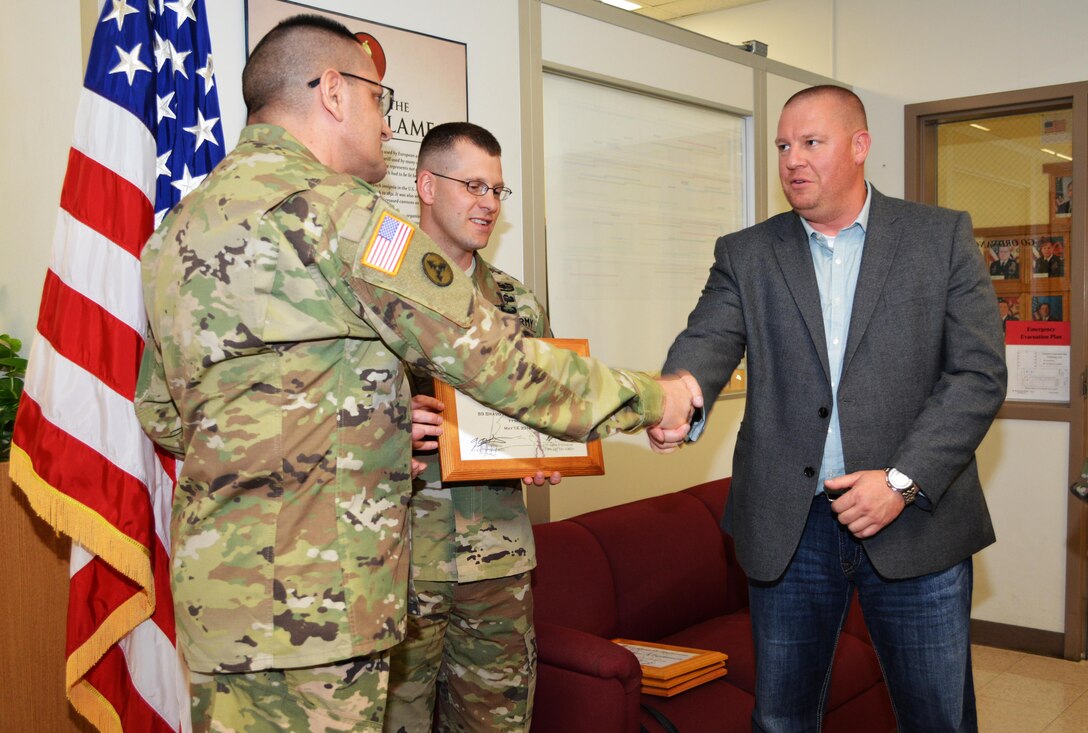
[417,170,437,205]
[315,70,347,122]
[853,129,871,165]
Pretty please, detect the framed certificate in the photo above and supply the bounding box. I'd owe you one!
[433,338,606,481]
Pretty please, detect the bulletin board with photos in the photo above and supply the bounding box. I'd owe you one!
[974,161,1073,404]
[977,224,1069,328]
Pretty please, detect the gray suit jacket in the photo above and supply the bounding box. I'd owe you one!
[664,188,1007,582]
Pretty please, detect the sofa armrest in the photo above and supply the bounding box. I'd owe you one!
[532,622,642,733]
[536,622,641,681]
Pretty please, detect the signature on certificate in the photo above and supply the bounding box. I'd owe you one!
[463,409,585,460]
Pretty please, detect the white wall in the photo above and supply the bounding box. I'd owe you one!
[974,420,1070,631]
[672,0,834,78]
[0,5,83,346]
[676,0,1087,635]
[675,0,1088,196]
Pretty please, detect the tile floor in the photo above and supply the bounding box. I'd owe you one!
[973,644,1088,732]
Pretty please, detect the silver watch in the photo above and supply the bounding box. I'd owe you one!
[884,467,919,505]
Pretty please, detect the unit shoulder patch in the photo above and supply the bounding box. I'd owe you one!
[422,252,454,287]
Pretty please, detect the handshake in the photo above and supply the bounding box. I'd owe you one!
[649,371,703,454]
[410,370,704,471]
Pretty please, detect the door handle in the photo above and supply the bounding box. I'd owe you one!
[1072,458,1088,502]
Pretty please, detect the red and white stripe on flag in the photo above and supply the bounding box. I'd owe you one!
[8,1,225,731]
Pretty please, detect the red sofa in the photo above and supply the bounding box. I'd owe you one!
[529,478,896,733]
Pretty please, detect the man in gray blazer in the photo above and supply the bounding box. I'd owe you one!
[653,86,1006,732]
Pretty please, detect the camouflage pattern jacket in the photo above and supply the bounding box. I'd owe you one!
[410,257,551,583]
[135,125,664,674]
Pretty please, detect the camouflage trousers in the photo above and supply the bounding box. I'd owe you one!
[383,574,536,733]
[189,651,390,732]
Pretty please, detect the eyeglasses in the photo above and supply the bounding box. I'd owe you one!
[429,171,513,201]
[307,71,395,116]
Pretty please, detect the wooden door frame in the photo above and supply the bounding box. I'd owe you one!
[906,83,1088,661]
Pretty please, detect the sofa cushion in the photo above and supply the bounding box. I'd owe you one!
[823,683,897,732]
[683,478,731,525]
[532,520,617,638]
[657,609,756,696]
[660,601,887,711]
[683,479,748,613]
[826,630,886,710]
[640,678,755,733]
[572,491,731,642]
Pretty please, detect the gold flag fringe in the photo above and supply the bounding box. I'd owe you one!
[8,444,155,733]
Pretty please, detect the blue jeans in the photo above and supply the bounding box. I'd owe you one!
[748,496,977,733]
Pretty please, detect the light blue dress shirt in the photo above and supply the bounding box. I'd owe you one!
[801,184,872,493]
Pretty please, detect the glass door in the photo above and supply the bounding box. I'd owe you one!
[937,109,1073,403]
[908,85,1087,661]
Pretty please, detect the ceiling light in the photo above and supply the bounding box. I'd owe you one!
[600,0,642,10]
[1056,153,1072,161]
[969,123,991,132]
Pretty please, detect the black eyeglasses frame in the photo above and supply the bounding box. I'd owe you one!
[428,171,513,201]
[307,71,395,116]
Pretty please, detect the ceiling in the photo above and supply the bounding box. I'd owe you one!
[630,0,768,21]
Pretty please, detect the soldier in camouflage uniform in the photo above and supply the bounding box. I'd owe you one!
[134,15,700,733]
[384,123,553,733]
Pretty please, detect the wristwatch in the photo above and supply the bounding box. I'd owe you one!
[884,467,920,505]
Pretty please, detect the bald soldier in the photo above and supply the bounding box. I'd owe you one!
[135,14,700,733]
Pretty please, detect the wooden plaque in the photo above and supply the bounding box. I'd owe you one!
[433,338,606,481]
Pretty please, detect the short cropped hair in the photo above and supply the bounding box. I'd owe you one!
[243,14,361,117]
[784,85,868,130]
[417,122,502,174]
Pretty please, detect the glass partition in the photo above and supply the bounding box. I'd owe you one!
[542,72,747,390]
[937,108,1073,403]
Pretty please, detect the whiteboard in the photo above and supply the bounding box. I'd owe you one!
[542,73,748,372]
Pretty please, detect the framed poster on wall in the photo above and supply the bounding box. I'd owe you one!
[245,0,467,220]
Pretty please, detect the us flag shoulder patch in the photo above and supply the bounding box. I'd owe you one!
[362,211,414,275]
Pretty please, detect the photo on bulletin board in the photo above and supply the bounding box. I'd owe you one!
[996,294,1023,332]
[1029,294,1065,323]
[1044,161,1072,226]
[245,0,468,220]
[975,227,1068,295]
[1029,234,1067,282]
[981,237,1022,282]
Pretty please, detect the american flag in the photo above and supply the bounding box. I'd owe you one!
[8,1,224,731]
[363,211,415,274]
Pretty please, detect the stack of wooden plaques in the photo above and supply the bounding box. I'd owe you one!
[612,639,728,697]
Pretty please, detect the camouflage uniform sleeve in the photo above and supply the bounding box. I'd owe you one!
[134,327,184,457]
[539,308,553,339]
[318,192,663,440]
[520,289,552,339]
